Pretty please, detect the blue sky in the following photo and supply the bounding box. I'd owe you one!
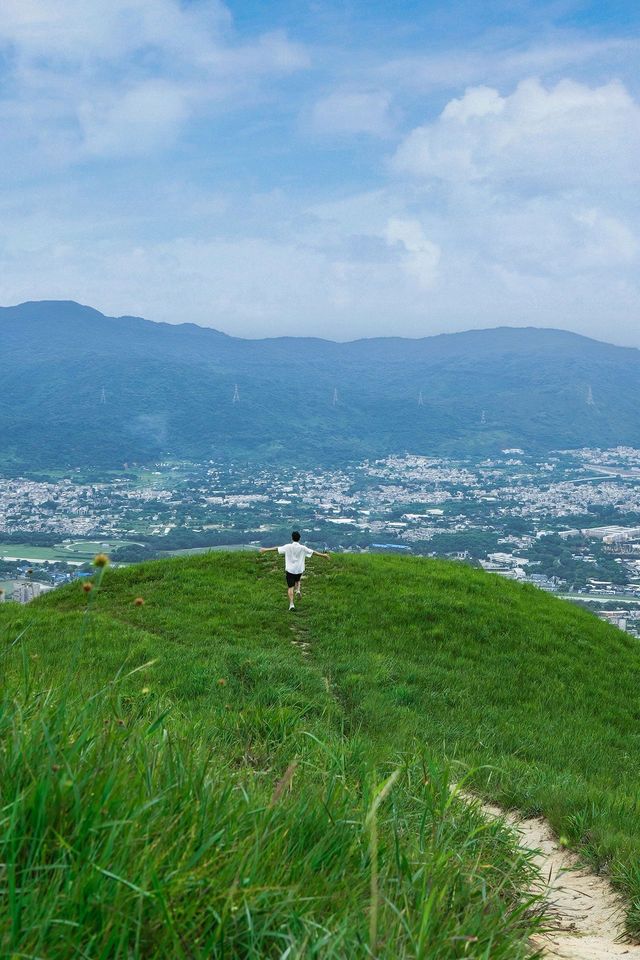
[1,0,640,343]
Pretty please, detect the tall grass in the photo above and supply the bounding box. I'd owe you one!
[0,674,543,957]
[0,555,547,957]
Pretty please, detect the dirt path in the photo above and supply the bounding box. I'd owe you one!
[473,798,640,959]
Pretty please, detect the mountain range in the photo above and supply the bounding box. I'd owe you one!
[2,299,639,468]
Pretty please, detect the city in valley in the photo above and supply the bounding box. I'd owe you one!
[2,446,640,636]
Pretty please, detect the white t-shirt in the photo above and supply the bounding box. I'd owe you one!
[278,542,314,574]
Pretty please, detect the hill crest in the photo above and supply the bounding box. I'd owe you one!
[2,298,636,354]
[2,550,640,948]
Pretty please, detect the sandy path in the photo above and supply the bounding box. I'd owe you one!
[474,798,640,959]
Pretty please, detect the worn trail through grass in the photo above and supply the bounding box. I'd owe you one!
[466,796,640,960]
[288,570,335,699]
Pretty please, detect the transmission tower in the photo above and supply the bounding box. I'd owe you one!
[100,387,106,405]
[232,384,240,404]
[332,388,339,406]
[417,390,424,407]
[586,385,595,406]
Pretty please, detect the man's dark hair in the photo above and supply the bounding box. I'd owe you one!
[291,531,301,541]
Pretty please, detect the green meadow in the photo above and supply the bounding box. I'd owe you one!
[1,551,639,957]
[0,539,137,563]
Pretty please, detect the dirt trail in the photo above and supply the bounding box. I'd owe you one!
[475,798,640,959]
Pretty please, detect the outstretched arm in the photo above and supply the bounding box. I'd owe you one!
[314,551,330,559]
[260,546,279,553]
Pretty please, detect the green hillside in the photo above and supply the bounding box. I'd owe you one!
[2,552,640,957]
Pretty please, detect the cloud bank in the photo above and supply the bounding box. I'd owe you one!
[1,0,639,344]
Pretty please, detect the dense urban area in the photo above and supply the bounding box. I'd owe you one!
[2,446,640,636]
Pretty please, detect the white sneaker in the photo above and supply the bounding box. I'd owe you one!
[289,603,295,611]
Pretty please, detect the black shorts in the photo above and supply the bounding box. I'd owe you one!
[285,571,302,587]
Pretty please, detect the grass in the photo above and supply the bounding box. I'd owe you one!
[0,691,542,958]
[163,544,260,555]
[301,555,640,933]
[2,550,639,954]
[0,539,137,563]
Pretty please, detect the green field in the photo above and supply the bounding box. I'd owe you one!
[1,552,639,957]
[164,543,260,555]
[0,539,140,563]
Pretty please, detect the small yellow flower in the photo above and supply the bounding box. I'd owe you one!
[82,582,93,593]
[133,597,145,607]
[141,686,150,694]
[217,678,227,687]
[93,553,110,568]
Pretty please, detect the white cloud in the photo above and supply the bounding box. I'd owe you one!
[378,37,640,95]
[0,0,231,63]
[385,218,440,288]
[78,80,190,157]
[310,90,394,137]
[212,30,309,75]
[382,78,640,316]
[392,78,640,190]
[571,209,639,269]
[1,182,640,345]
[0,0,309,161]
[0,189,448,339]
[460,194,639,278]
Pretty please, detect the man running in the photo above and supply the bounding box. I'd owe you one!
[260,531,329,610]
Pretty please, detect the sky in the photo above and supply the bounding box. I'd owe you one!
[1,0,640,344]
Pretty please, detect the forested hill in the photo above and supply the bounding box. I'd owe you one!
[2,299,640,468]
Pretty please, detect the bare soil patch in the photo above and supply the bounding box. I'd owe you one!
[474,798,640,959]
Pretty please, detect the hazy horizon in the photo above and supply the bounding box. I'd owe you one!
[6,297,640,350]
[2,1,640,345]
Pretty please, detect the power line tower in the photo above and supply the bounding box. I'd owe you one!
[100,387,106,405]
[586,385,595,406]
[232,384,240,404]
[332,388,339,406]
[417,390,424,407]
[480,409,486,425]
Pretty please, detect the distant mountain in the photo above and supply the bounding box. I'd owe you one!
[2,300,639,469]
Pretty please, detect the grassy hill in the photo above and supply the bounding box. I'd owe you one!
[3,299,640,468]
[1,552,640,957]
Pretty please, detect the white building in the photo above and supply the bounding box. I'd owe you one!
[12,581,42,604]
